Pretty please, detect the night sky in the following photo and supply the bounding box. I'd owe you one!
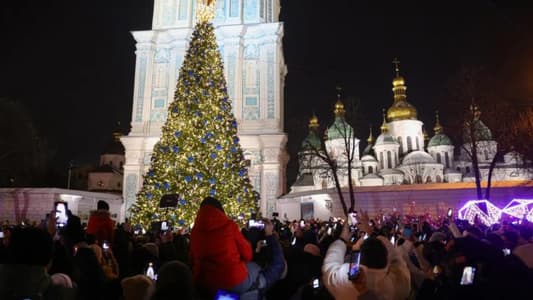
[1,0,532,187]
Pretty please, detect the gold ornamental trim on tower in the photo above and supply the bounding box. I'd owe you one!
[334,87,346,117]
[197,0,216,22]
[380,109,388,133]
[387,57,418,121]
[309,113,320,130]
[367,125,375,144]
[434,110,443,134]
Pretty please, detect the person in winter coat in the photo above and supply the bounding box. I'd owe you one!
[87,200,115,244]
[190,196,254,295]
[322,221,411,300]
[190,197,285,299]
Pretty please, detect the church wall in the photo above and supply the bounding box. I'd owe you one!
[0,188,124,225]
[278,181,533,220]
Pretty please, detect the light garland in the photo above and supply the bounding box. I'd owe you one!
[458,198,533,225]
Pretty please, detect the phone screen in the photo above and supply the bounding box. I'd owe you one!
[291,237,296,246]
[102,241,109,250]
[214,290,239,300]
[0,231,4,239]
[447,208,453,218]
[312,278,320,289]
[390,235,395,245]
[161,221,169,231]
[503,248,511,256]
[55,202,69,225]
[460,266,476,285]
[327,227,333,235]
[248,219,264,230]
[348,251,361,280]
[146,262,157,281]
[300,220,305,228]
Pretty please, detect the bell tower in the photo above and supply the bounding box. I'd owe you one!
[121,0,287,217]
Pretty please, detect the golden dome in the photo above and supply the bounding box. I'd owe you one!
[393,76,405,87]
[387,58,418,121]
[309,114,319,130]
[387,102,418,121]
[334,100,345,117]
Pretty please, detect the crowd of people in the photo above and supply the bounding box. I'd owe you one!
[1,197,532,300]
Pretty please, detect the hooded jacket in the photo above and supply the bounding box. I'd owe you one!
[322,236,410,300]
[190,205,252,292]
[86,209,115,243]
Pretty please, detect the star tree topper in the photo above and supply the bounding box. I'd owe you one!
[197,0,216,22]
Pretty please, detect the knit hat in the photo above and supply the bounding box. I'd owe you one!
[121,275,155,300]
[51,273,73,288]
[200,196,224,213]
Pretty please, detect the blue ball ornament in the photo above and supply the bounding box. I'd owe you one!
[230,146,237,153]
[172,146,180,153]
[223,162,229,169]
[178,220,185,226]
[146,193,153,200]
[196,173,203,180]
[148,171,155,177]
[185,176,192,183]
[163,182,171,190]
[179,199,187,206]
[233,136,239,143]
[174,131,182,138]
[172,107,179,114]
[154,183,161,189]
[210,189,216,196]
[210,152,217,159]
[200,138,206,143]
[209,178,216,185]
[188,156,194,162]
[215,144,222,151]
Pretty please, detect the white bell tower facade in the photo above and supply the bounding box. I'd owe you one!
[121,0,288,217]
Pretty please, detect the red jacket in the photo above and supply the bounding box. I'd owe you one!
[86,210,115,244]
[190,205,252,291]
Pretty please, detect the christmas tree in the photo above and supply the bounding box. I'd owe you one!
[130,3,258,228]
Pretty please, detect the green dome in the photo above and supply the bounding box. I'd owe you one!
[464,119,493,143]
[301,131,322,150]
[428,133,453,147]
[327,117,354,140]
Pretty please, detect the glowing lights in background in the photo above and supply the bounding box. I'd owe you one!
[458,198,533,226]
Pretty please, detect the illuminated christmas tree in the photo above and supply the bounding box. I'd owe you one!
[130,2,258,228]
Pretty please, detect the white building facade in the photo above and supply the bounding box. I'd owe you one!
[122,0,288,217]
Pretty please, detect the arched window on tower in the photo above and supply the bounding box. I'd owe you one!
[445,152,450,168]
[436,153,442,164]
[369,166,373,174]
[466,166,471,174]
[484,150,489,161]
[398,137,403,154]
[379,152,384,169]
[387,151,392,169]
[407,136,413,152]
[416,137,420,150]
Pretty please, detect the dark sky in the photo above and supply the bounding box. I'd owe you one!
[1,0,533,186]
